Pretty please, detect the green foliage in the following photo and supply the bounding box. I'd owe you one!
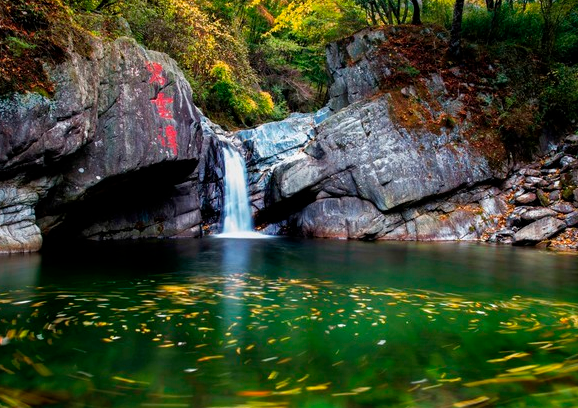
[540,64,578,128]
[5,36,36,57]
[400,65,420,77]
[208,61,276,126]
[461,5,543,46]
[422,0,454,28]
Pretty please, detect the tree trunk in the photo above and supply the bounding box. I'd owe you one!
[368,2,378,25]
[401,0,410,23]
[448,0,465,58]
[411,0,422,24]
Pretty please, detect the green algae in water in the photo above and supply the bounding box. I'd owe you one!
[0,274,577,408]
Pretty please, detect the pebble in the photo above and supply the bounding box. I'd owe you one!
[515,192,536,205]
[550,203,575,214]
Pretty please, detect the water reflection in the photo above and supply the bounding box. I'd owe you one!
[0,253,40,289]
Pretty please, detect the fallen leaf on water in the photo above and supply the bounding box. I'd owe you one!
[112,376,149,385]
[465,376,536,387]
[453,395,490,407]
[275,387,302,395]
[532,363,564,375]
[237,390,273,397]
[197,355,224,362]
[33,363,52,377]
[506,365,539,373]
[438,377,462,383]
[306,383,331,391]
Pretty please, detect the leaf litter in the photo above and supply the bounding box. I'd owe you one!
[0,274,576,407]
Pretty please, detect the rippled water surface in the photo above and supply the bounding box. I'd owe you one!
[0,238,577,407]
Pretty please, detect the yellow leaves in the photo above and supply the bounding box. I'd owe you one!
[531,363,564,375]
[296,374,309,383]
[506,365,539,373]
[32,363,52,377]
[112,376,149,385]
[306,383,331,391]
[276,387,302,395]
[438,377,462,383]
[453,396,490,407]
[487,352,530,363]
[465,376,537,387]
[197,355,224,362]
[237,390,273,397]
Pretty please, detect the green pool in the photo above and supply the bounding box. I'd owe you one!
[0,238,577,407]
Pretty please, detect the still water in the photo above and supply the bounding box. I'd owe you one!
[0,238,577,407]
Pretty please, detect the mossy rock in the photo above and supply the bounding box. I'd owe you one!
[537,189,551,206]
[562,186,576,202]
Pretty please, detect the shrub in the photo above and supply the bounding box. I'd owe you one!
[540,64,578,129]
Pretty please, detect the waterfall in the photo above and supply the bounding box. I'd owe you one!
[219,144,265,238]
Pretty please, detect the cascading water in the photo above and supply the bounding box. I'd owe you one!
[219,144,266,238]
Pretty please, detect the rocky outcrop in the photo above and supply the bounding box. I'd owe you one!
[0,36,224,252]
[261,90,508,239]
[486,134,578,248]
[232,113,316,219]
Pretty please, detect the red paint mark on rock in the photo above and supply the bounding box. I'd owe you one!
[147,61,178,156]
[146,62,166,86]
[151,92,174,119]
[157,126,178,156]
[165,125,178,155]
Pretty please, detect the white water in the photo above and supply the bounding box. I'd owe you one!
[219,144,268,239]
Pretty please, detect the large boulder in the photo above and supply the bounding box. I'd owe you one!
[513,217,566,245]
[265,95,508,239]
[232,113,316,218]
[0,36,224,251]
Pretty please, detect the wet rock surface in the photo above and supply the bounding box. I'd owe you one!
[485,134,578,249]
[0,36,224,251]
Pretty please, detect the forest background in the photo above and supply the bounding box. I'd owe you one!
[1,0,577,143]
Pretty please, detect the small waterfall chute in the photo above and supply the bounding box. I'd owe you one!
[218,144,268,239]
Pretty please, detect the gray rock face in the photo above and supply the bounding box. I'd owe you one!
[521,208,558,221]
[265,94,508,239]
[0,184,43,252]
[513,217,566,245]
[516,192,537,205]
[296,196,403,240]
[232,113,316,216]
[0,36,223,251]
[326,28,388,113]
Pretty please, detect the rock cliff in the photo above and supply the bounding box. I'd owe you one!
[236,26,514,241]
[0,35,224,252]
[2,23,575,252]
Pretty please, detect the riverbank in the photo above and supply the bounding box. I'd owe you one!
[484,133,578,250]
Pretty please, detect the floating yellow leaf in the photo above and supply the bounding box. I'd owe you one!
[453,396,490,407]
[112,376,149,385]
[197,355,224,362]
[275,387,302,395]
[297,374,309,383]
[439,377,462,383]
[32,363,52,377]
[237,390,273,397]
[506,365,539,373]
[465,376,536,387]
[532,363,563,375]
[306,383,331,391]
